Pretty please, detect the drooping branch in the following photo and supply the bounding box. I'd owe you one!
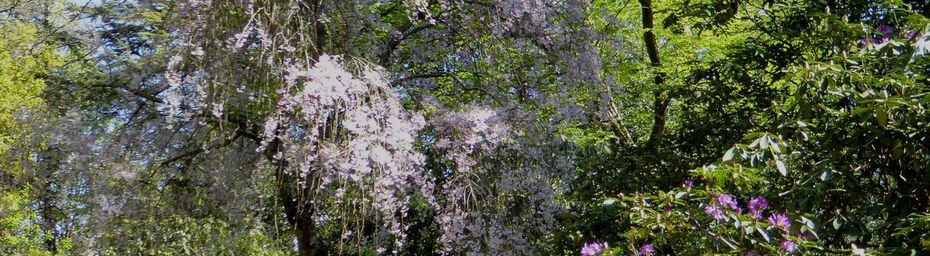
[380,22,435,66]
[638,0,669,148]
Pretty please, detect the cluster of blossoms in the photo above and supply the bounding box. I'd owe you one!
[433,105,509,172]
[260,55,434,250]
[858,24,923,47]
[748,196,768,219]
[580,241,607,256]
[703,194,741,220]
[705,194,771,222]
[703,194,806,253]
[432,106,571,255]
[579,242,655,255]
[639,244,655,255]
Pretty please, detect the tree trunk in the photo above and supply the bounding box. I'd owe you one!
[278,1,329,254]
[38,147,61,253]
[638,0,669,148]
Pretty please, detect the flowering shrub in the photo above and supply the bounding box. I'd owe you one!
[581,133,824,255]
[595,180,820,255]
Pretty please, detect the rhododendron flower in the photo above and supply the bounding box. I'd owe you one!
[748,196,768,219]
[683,179,694,188]
[639,244,655,255]
[877,24,893,35]
[704,205,724,220]
[717,194,740,211]
[742,253,760,256]
[749,209,763,220]
[749,196,768,210]
[768,214,792,230]
[906,30,923,41]
[580,241,608,256]
[781,240,797,253]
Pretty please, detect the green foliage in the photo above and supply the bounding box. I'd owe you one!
[0,22,58,158]
[0,21,68,255]
[101,216,288,256]
[0,188,71,256]
[563,0,930,254]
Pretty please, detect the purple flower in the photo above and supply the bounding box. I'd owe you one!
[704,205,724,220]
[906,30,923,41]
[717,194,741,211]
[639,244,655,255]
[878,24,894,35]
[749,209,763,220]
[749,197,768,210]
[580,241,608,256]
[748,197,768,219]
[683,179,694,188]
[768,214,792,230]
[781,240,798,253]
[742,253,761,256]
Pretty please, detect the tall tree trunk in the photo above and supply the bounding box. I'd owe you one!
[638,0,669,148]
[38,147,61,253]
[264,132,327,256]
[279,2,329,255]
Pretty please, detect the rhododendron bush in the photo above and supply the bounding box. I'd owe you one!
[5,0,930,255]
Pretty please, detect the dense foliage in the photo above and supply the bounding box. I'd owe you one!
[3,0,930,255]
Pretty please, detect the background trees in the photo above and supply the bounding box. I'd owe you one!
[2,0,930,255]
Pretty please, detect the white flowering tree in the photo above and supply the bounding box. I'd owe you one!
[34,0,595,255]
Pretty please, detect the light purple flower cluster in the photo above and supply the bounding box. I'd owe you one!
[768,213,792,230]
[717,194,741,212]
[580,241,608,256]
[780,240,797,253]
[748,196,768,219]
[639,244,655,255]
[699,194,806,253]
[858,24,923,47]
[704,205,725,220]
[703,195,784,224]
[704,193,742,220]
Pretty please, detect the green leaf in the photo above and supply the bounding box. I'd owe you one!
[757,228,771,242]
[820,170,832,181]
[776,160,788,176]
[801,216,816,230]
[876,108,888,126]
[723,147,736,162]
[603,198,619,205]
